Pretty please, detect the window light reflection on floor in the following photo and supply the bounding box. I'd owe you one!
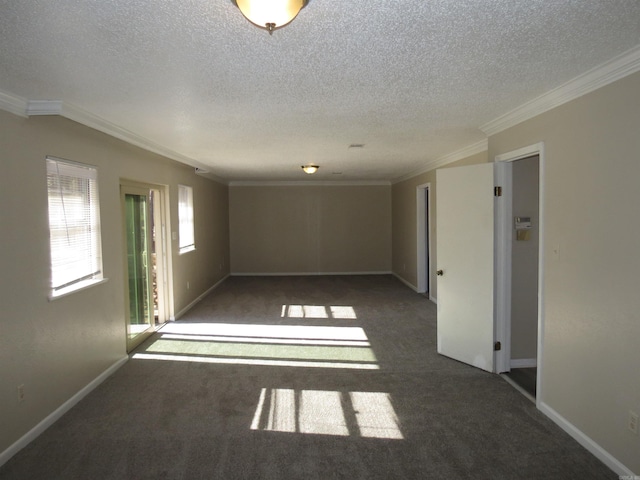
[281,305,357,319]
[251,389,403,440]
[159,322,367,341]
[131,322,379,370]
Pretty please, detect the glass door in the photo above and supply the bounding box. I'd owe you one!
[122,185,155,352]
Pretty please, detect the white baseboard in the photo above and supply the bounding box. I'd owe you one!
[172,274,230,320]
[501,373,535,404]
[391,272,418,292]
[230,271,392,277]
[0,355,128,468]
[510,358,537,368]
[538,401,635,476]
[391,273,438,304]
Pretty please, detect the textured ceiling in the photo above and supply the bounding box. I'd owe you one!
[1,0,639,181]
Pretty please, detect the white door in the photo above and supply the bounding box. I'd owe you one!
[436,163,495,372]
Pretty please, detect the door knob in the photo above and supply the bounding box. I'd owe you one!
[437,269,444,276]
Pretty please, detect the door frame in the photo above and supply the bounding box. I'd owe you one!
[494,142,545,406]
[416,183,432,298]
[120,179,173,352]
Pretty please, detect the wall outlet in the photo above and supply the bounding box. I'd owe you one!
[186,281,190,290]
[629,411,639,435]
[18,384,25,403]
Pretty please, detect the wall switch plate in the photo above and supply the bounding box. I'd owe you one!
[18,384,25,402]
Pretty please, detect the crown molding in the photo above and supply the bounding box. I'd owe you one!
[0,89,28,117]
[194,169,228,185]
[0,90,227,184]
[480,44,640,136]
[229,180,391,187]
[59,103,198,165]
[58,102,228,183]
[391,139,488,184]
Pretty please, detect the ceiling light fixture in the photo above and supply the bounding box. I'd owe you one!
[233,0,308,35]
[301,164,319,175]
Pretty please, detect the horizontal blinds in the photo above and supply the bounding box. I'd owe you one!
[46,157,103,291]
[178,185,195,251]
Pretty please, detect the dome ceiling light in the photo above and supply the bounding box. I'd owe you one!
[301,164,319,175]
[233,0,309,35]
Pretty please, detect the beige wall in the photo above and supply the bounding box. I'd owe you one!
[0,111,229,454]
[229,185,391,274]
[391,151,488,299]
[490,71,640,473]
[510,156,539,361]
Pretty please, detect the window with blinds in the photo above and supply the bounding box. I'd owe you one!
[46,157,104,297]
[178,184,195,253]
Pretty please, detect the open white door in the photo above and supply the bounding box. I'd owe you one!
[436,163,495,372]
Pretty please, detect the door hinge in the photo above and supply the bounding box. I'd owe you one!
[494,341,502,351]
[494,186,503,197]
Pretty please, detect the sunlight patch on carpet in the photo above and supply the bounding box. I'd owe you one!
[132,323,379,369]
[251,388,403,439]
[281,305,357,319]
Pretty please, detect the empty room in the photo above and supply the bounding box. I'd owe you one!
[1,1,639,478]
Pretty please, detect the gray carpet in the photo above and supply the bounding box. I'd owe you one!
[0,275,615,479]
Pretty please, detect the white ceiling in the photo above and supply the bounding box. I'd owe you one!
[1,0,639,182]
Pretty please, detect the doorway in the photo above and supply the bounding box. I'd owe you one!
[416,183,431,297]
[121,181,170,352]
[505,155,540,399]
[434,143,545,399]
[494,143,545,405]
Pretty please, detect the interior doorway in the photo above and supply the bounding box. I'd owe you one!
[494,144,545,404]
[416,183,431,297]
[505,155,540,398]
[121,181,171,352]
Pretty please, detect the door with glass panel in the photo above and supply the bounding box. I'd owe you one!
[121,183,168,352]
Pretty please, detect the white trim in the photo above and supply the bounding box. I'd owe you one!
[495,144,544,163]
[48,277,109,301]
[510,358,537,368]
[229,180,390,187]
[416,183,431,294]
[492,142,545,408]
[501,374,535,404]
[494,160,513,374]
[392,139,488,184]
[0,89,28,117]
[171,274,230,320]
[538,402,635,477]
[0,355,128,468]
[392,272,418,292]
[481,44,640,136]
[7,98,228,184]
[59,103,213,172]
[231,271,392,277]
[391,273,437,303]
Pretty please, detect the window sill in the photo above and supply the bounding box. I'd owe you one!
[48,278,109,301]
[179,246,196,255]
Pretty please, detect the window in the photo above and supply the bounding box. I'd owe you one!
[46,157,104,298]
[178,184,195,253]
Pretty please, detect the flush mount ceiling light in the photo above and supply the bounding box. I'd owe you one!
[233,0,308,35]
[301,164,319,175]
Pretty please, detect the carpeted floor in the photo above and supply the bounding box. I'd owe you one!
[0,275,615,479]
